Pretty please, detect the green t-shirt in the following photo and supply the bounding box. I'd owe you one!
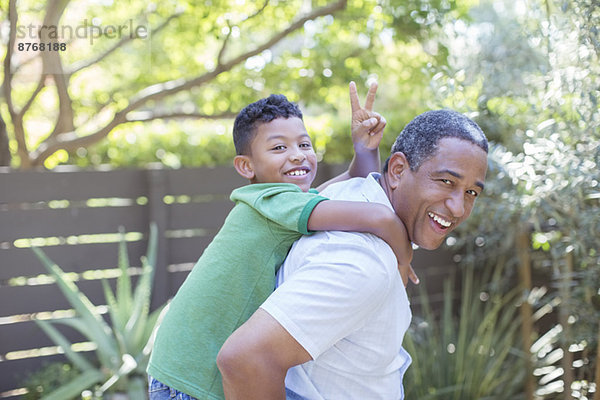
[147,183,327,399]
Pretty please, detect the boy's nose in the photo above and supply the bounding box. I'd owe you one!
[289,151,306,162]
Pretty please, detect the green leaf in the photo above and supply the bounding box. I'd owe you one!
[34,319,96,372]
[39,369,104,400]
[125,262,153,352]
[125,224,158,343]
[145,222,158,272]
[52,317,118,370]
[102,277,121,327]
[102,278,128,358]
[116,225,133,315]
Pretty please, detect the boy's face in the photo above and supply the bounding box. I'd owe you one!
[243,117,318,192]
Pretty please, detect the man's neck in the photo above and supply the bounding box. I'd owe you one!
[378,171,393,201]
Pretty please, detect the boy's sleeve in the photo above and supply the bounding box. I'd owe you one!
[231,184,327,235]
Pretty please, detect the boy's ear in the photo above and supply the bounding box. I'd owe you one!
[233,155,255,180]
[386,152,409,190]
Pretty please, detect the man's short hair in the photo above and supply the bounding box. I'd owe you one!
[384,109,488,172]
[233,94,303,155]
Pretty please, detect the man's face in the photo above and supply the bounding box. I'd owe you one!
[390,137,488,250]
[246,117,318,192]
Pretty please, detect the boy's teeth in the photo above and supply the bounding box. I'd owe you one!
[428,212,451,227]
[287,170,307,176]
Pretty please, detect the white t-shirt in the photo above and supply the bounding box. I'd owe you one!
[261,173,412,400]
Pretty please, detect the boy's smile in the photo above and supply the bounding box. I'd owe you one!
[244,117,318,192]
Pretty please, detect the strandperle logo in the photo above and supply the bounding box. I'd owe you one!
[13,16,151,74]
[16,18,149,45]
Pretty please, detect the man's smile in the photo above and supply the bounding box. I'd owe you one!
[428,211,452,229]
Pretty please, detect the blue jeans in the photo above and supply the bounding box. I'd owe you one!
[286,388,308,400]
[148,375,305,400]
[148,375,200,400]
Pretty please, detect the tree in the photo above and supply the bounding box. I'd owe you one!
[2,0,351,169]
[435,0,599,397]
[1,0,465,170]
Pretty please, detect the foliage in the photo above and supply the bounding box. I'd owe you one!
[404,264,526,400]
[432,0,600,396]
[20,363,80,400]
[31,224,164,400]
[0,0,461,169]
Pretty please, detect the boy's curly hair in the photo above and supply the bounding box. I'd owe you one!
[233,94,303,155]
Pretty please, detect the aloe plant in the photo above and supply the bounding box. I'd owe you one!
[32,224,165,400]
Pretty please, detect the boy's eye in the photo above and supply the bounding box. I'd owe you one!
[299,142,312,148]
[272,145,286,150]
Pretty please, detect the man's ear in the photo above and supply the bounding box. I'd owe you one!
[233,155,255,180]
[386,152,409,190]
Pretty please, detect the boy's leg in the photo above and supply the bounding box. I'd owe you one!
[148,375,200,400]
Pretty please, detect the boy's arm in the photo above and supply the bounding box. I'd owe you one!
[307,200,418,285]
[317,81,386,192]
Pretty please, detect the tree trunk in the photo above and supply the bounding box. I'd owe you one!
[594,320,600,400]
[517,229,535,400]
[0,115,11,167]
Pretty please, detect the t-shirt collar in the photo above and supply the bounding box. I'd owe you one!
[360,172,394,210]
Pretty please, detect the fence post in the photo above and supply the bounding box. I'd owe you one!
[517,227,535,400]
[147,166,169,310]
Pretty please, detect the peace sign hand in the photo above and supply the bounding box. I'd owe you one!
[349,81,387,152]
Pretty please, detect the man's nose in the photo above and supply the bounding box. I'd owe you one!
[445,191,465,218]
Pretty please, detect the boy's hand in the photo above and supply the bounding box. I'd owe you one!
[374,207,417,287]
[398,263,420,287]
[349,81,387,152]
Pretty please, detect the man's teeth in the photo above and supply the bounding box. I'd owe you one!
[287,170,307,176]
[428,212,451,227]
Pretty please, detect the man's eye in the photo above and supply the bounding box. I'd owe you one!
[467,189,479,197]
[441,179,452,185]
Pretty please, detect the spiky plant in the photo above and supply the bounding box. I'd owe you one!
[32,224,165,400]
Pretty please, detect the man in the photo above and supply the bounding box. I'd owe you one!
[217,109,489,400]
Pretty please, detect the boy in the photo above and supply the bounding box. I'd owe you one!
[147,83,413,400]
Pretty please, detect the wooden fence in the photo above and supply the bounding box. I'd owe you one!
[0,165,455,398]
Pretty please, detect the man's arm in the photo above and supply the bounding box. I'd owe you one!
[217,308,311,400]
[317,81,386,192]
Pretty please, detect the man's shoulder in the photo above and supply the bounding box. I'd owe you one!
[293,228,397,277]
[320,176,368,200]
[310,229,391,255]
